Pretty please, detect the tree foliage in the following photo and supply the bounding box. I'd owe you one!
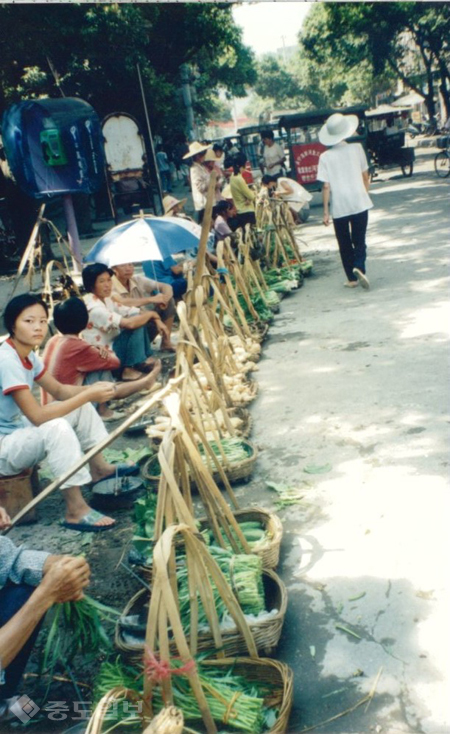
[300,2,450,119]
[0,3,256,142]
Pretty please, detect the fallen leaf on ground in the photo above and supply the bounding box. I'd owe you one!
[304,462,332,474]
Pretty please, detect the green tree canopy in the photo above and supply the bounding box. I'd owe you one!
[0,3,256,143]
[300,2,450,119]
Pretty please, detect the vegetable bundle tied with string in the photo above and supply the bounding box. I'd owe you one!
[95,657,278,733]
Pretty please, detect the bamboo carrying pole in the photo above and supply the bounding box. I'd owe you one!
[1,376,185,534]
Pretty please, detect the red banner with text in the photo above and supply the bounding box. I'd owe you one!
[292,143,326,185]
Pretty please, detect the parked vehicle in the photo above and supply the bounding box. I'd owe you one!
[365,105,415,177]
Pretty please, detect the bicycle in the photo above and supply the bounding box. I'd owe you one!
[434,143,450,178]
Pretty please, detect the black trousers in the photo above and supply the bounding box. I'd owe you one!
[236,211,256,229]
[333,210,368,281]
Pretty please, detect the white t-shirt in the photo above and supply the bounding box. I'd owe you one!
[276,177,312,212]
[263,142,285,175]
[0,340,45,435]
[317,142,373,219]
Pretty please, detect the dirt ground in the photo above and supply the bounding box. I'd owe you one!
[1,147,449,733]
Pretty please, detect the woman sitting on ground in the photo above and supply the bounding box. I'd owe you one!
[42,297,161,420]
[229,152,256,229]
[0,294,135,532]
[82,263,168,381]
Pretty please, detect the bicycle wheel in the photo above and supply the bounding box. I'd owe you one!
[434,151,450,178]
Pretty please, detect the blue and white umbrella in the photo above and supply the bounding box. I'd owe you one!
[85,216,203,267]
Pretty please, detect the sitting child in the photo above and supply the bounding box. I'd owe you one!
[42,297,161,420]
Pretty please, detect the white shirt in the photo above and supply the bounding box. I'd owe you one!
[263,142,285,175]
[190,162,210,211]
[82,294,140,349]
[317,142,373,219]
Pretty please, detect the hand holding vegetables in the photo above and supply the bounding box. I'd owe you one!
[41,555,91,604]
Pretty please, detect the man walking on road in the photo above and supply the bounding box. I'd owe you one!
[317,113,373,289]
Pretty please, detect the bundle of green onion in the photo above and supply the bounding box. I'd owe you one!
[198,437,252,466]
[41,596,119,680]
[95,658,278,733]
[176,546,265,632]
[144,438,252,481]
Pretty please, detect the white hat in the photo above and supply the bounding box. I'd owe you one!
[182,141,210,160]
[318,113,359,146]
[163,194,187,215]
[203,148,217,162]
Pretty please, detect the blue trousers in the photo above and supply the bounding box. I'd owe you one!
[0,584,42,698]
[112,325,152,369]
[333,209,368,281]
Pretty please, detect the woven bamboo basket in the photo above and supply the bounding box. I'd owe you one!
[201,657,293,734]
[201,507,283,570]
[85,686,184,734]
[142,438,257,488]
[116,566,286,662]
[94,662,292,734]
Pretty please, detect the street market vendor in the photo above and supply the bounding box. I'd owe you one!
[82,263,166,380]
[0,507,90,721]
[0,293,139,532]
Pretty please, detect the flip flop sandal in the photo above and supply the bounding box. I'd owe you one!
[91,475,144,497]
[61,509,116,533]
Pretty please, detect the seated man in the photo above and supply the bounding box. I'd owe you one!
[142,256,188,302]
[42,297,161,420]
[111,263,176,352]
[0,507,90,721]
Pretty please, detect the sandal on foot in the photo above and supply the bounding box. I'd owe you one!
[353,268,370,290]
[61,509,116,532]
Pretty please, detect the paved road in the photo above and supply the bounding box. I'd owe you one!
[246,155,449,732]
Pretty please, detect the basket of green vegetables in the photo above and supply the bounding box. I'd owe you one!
[142,437,257,488]
[112,524,293,734]
[116,562,286,660]
[94,655,293,734]
[201,506,283,570]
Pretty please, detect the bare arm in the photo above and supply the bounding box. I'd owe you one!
[362,170,370,192]
[113,293,167,308]
[322,183,331,226]
[13,375,115,426]
[0,556,90,669]
[119,311,158,330]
